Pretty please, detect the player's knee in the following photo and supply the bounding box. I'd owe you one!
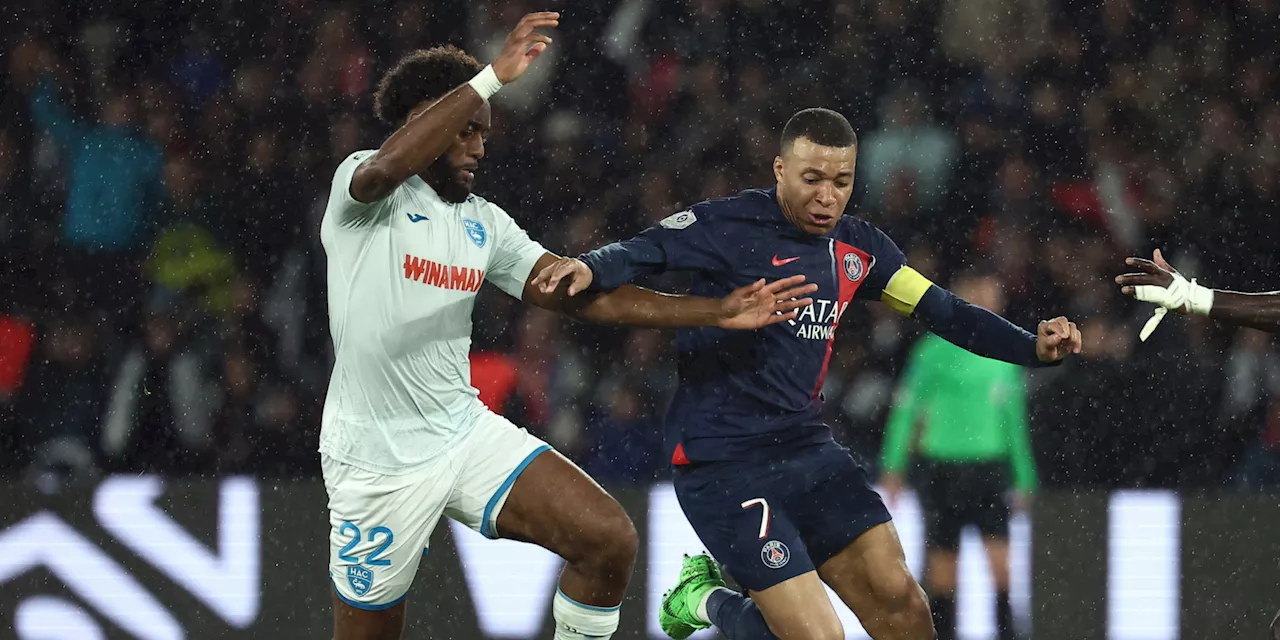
[568,506,638,576]
[601,511,639,568]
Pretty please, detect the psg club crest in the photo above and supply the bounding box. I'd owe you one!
[463,219,487,248]
[843,252,865,282]
[348,565,374,597]
[761,540,790,569]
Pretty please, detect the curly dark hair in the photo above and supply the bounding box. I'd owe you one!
[373,45,484,126]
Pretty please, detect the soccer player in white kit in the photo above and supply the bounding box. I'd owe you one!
[320,13,819,640]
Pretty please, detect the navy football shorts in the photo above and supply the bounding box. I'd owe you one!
[673,440,892,592]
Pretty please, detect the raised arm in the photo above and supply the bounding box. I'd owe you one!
[349,12,558,203]
[1118,248,1280,335]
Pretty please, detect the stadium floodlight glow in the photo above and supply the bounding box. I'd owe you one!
[1108,491,1180,640]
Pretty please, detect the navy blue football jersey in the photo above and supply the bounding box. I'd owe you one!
[581,188,914,464]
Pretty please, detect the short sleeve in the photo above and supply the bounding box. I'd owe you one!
[851,224,909,301]
[327,150,390,227]
[485,203,548,299]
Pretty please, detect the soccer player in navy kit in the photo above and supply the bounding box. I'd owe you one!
[535,108,1082,640]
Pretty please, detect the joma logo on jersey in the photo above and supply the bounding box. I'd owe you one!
[402,254,486,292]
[788,298,851,340]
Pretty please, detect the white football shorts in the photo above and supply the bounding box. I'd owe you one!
[324,409,552,609]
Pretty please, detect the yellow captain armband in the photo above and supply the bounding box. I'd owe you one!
[880,266,934,316]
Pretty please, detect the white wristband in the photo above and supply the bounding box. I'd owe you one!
[1185,279,1214,316]
[467,65,503,100]
[1136,274,1215,341]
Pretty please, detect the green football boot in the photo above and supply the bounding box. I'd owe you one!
[659,553,727,639]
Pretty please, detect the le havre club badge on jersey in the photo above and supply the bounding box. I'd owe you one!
[463,219,487,248]
[347,565,374,597]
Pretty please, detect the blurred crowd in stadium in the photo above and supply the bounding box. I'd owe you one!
[0,0,1278,490]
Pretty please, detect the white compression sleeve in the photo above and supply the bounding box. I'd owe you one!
[553,589,620,640]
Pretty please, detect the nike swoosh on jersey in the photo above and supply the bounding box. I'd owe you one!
[406,212,429,223]
[771,255,800,266]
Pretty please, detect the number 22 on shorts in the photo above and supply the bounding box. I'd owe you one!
[337,521,395,566]
[741,498,771,539]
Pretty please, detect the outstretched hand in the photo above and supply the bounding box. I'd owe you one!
[1036,316,1082,362]
[1116,248,1178,298]
[1116,249,1215,341]
[491,12,559,84]
[718,275,818,330]
[532,256,592,296]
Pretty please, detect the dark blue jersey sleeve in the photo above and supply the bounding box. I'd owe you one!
[578,207,725,291]
[838,219,1054,367]
[851,224,908,301]
[912,286,1054,367]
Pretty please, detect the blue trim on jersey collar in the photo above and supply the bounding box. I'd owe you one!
[480,445,553,539]
[557,588,623,612]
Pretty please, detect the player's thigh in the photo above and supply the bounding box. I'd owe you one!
[787,443,894,567]
[323,454,449,618]
[748,571,844,640]
[444,411,636,563]
[818,521,926,622]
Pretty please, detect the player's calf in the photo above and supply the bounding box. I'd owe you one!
[555,504,639,599]
[493,450,638,639]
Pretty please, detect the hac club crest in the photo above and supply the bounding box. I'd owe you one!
[761,540,790,569]
[843,252,865,282]
[348,565,374,597]
[463,219,487,248]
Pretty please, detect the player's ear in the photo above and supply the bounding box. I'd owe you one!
[773,156,784,184]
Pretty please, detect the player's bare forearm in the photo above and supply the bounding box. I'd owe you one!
[1209,290,1280,333]
[525,250,719,326]
[528,254,815,329]
[531,284,723,328]
[350,86,484,203]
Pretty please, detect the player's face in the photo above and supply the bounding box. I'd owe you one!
[416,101,491,203]
[773,137,856,235]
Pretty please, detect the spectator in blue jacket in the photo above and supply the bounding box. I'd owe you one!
[18,42,164,321]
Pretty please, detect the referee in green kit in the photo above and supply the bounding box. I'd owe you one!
[879,267,1037,640]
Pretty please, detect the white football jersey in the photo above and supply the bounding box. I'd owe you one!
[318,150,546,475]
